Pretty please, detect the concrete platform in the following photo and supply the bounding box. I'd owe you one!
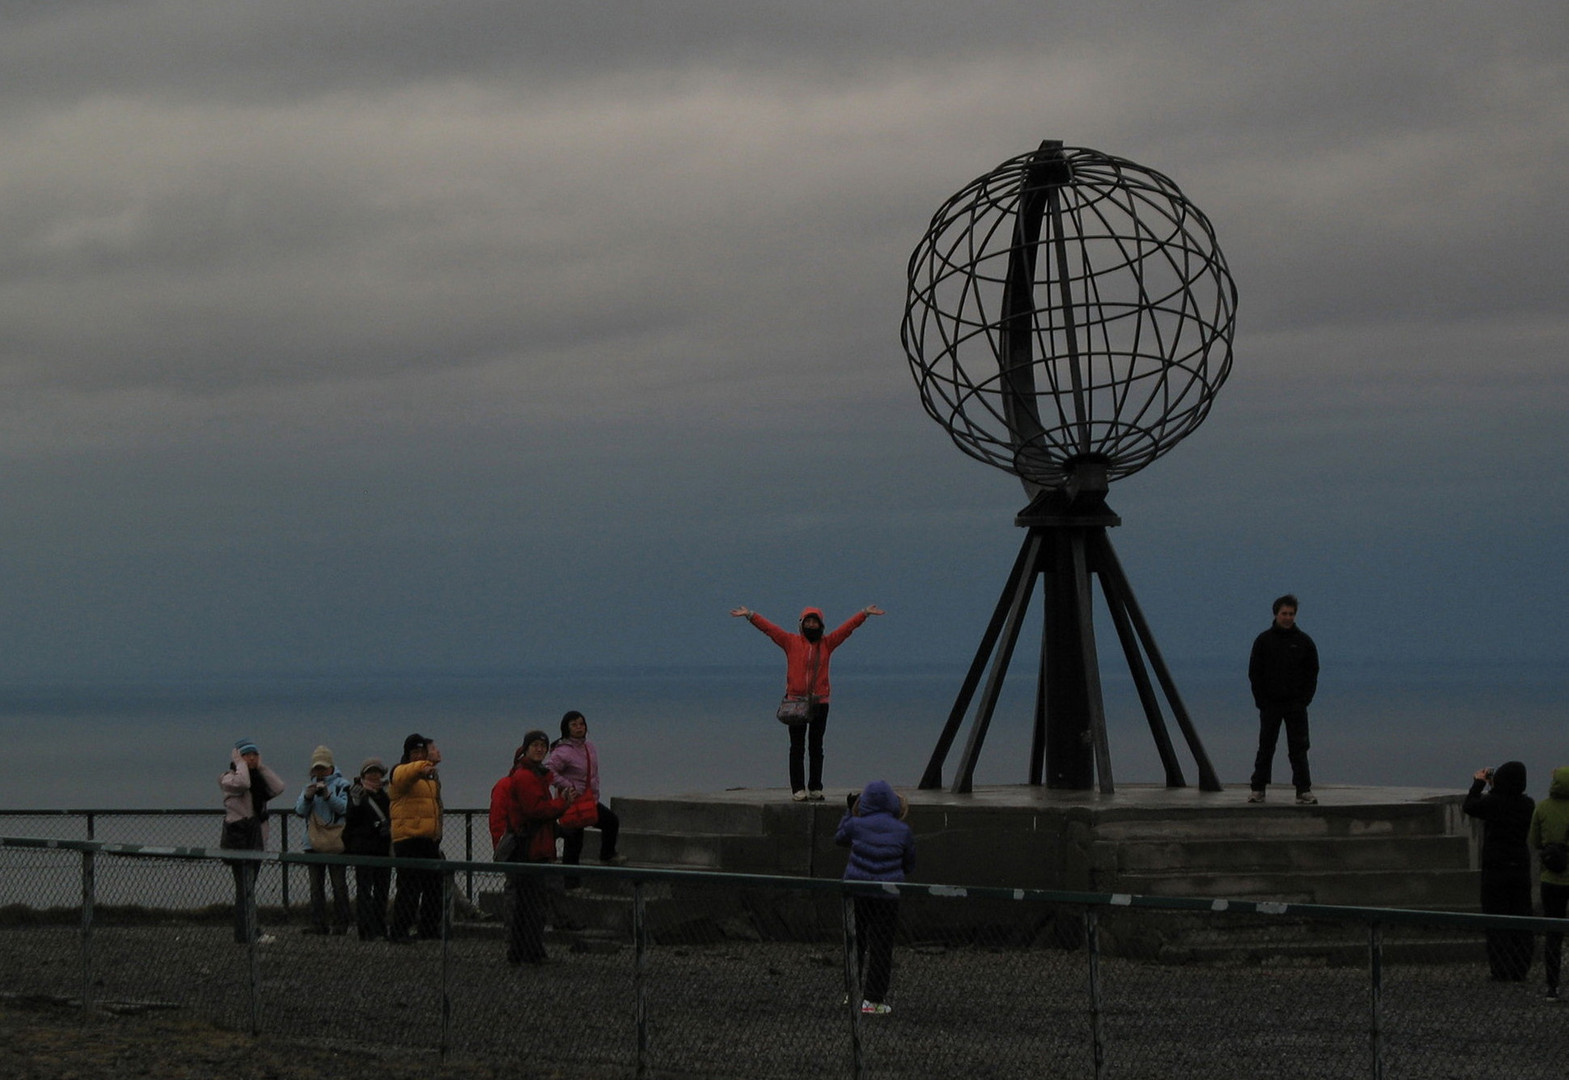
[610,783,1480,910]
[650,781,1460,812]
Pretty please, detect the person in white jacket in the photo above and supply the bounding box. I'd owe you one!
[219,738,285,943]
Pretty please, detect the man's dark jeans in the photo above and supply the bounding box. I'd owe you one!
[389,837,443,940]
[1250,703,1312,794]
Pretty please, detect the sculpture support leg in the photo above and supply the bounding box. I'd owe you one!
[920,535,1037,790]
[950,533,1043,795]
[1028,628,1047,786]
[1069,532,1114,794]
[1043,531,1093,789]
[1092,533,1185,787]
[928,510,1220,796]
[1092,533,1223,792]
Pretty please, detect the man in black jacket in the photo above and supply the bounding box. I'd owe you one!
[1247,594,1320,805]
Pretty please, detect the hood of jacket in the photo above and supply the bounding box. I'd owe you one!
[799,606,825,631]
[1551,765,1569,801]
[1493,760,1528,797]
[857,780,900,817]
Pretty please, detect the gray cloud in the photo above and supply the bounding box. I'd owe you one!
[0,2,1564,681]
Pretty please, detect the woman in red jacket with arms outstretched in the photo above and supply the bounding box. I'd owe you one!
[731,604,884,801]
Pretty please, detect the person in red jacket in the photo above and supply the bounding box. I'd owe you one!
[489,730,566,964]
[731,603,884,801]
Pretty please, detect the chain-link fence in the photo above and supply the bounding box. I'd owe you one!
[2,831,1567,1079]
[0,808,497,910]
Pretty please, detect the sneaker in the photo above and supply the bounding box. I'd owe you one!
[255,934,276,945]
[861,1000,892,1015]
[808,790,825,801]
[1548,986,1560,1001]
[1247,790,1265,804]
[599,853,628,866]
[792,790,809,802]
[1295,790,1318,805]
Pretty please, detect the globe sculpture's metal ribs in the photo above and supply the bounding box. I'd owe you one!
[903,140,1236,794]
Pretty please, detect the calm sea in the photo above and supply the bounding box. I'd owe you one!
[3,660,1565,814]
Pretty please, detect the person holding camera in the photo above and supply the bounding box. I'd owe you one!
[295,745,352,935]
[1463,761,1535,981]
[1529,765,1569,1000]
[835,780,915,1016]
[219,738,286,944]
[388,733,445,943]
[343,758,393,942]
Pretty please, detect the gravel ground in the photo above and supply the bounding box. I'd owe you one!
[0,998,521,1080]
[3,914,1568,1080]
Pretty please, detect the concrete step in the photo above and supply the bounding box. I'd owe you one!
[1089,802,1458,842]
[1098,914,1492,966]
[1148,916,1487,973]
[610,796,773,836]
[1156,932,1488,966]
[616,829,780,872]
[1103,835,1472,875]
[476,881,809,944]
[1109,867,1480,908]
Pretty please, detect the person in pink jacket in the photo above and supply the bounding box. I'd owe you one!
[731,603,884,800]
[546,710,624,870]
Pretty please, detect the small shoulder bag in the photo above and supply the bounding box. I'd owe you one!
[776,642,823,725]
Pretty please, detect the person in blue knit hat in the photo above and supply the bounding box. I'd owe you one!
[219,738,285,944]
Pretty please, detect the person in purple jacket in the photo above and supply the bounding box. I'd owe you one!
[835,780,915,1015]
[545,710,624,871]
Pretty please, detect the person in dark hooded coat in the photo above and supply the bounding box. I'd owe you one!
[731,604,884,800]
[1463,760,1535,980]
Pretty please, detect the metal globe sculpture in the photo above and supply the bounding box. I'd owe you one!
[904,141,1234,795]
[903,141,1236,494]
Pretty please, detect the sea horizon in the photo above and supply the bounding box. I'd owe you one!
[4,658,1564,813]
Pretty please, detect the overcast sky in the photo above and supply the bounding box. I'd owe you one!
[0,2,1565,685]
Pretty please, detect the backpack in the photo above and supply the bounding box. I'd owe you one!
[1542,842,1569,875]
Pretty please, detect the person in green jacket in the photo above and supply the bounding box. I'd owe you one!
[1528,765,1569,1000]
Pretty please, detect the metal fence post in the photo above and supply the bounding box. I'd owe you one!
[1368,921,1385,1080]
[245,860,262,1035]
[634,881,651,1079]
[440,870,453,1061]
[278,815,292,912]
[1086,906,1106,1080]
[843,892,865,1080]
[463,812,475,902]
[80,847,95,1020]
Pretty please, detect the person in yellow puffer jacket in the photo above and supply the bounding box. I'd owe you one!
[388,733,444,943]
[1529,765,1569,1000]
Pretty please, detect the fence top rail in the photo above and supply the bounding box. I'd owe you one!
[6,832,1568,934]
[0,807,495,817]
